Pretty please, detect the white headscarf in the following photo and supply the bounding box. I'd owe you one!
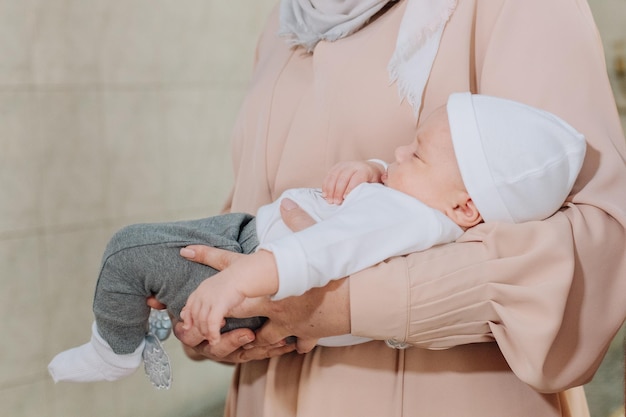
[279,0,457,116]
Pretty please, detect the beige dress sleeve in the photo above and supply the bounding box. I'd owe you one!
[222,0,625,415]
[350,0,626,392]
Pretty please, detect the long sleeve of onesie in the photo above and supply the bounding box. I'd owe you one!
[256,183,463,300]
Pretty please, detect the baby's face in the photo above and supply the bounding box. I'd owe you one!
[383,107,466,212]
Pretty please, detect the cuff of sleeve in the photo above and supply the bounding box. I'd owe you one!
[350,257,410,340]
[367,159,388,170]
[259,235,309,300]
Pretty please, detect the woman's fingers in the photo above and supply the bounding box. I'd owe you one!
[252,319,293,346]
[201,329,252,359]
[238,342,297,361]
[146,295,166,310]
[280,198,317,232]
[174,318,297,363]
[295,337,318,354]
[180,245,244,270]
[173,319,254,360]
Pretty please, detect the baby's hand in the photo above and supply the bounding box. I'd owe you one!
[322,160,386,204]
[182,273,246,345]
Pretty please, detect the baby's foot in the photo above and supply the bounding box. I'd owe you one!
[48,322,143,383]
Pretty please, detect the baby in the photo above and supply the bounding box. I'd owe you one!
[48,93,586,388]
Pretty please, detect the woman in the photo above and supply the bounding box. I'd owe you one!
[169,0,626,415]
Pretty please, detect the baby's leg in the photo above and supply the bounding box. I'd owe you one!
[48,322,145,383]
[94,213,259,354]
[48,213,260,383]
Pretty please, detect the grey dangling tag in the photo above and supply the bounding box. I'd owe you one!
[143,333,172,389]
[148,308,172,341]
[143,308,173,389]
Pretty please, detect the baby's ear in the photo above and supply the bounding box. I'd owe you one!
[447,194,482,229]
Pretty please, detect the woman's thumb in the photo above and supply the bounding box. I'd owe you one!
[279,198,316,232]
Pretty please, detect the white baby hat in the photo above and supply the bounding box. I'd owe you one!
[447,92,586,224]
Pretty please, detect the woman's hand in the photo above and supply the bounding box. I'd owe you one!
[179,244,350,355]
[233,276,350,354]
[172,307,298,362]
[147,294,297,362]
[172,198,351,360]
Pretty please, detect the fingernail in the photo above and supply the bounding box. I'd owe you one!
[180,247,195,258]
[281,198,297,211]
[239,335,253,344]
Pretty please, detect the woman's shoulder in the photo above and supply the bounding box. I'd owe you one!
[254,4,282,57]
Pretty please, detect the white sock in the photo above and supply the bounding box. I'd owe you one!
[48,322,144,383]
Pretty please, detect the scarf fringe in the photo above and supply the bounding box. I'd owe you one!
[279,0,458,116]
[388,0,457,116]
[390,0,456,63]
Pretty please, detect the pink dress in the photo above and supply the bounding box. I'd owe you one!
[221,1,626,415]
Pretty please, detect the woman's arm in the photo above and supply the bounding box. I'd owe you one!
[350,0,626,392]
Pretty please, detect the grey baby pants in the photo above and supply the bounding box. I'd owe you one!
[93,213,264,354]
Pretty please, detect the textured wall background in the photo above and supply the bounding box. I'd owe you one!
[584,1,625,416]
[0,1,275,416]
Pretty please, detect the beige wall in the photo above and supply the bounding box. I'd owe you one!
[0,1,624,417]
[589,0,626,123]
[0,1,276,416]
[585,3,626,416]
